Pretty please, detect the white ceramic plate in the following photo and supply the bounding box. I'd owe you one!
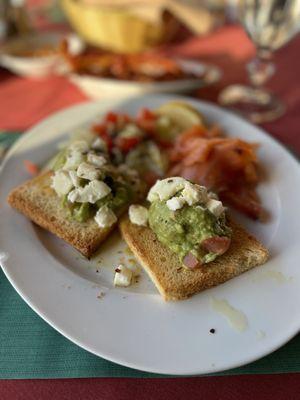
[0,33,84,78]
[69,60,221,99]
[0,94,300,376]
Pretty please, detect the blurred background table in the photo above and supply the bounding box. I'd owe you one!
[1,24,299,153]
[0,9,300,400]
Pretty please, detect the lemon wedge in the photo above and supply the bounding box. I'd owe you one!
[156,101,205,138]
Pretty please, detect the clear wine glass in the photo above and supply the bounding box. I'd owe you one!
[219,0,300,123]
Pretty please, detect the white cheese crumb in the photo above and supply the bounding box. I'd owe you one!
[51,170,73,196]
[94,205,117,228]
[147,177,187,202]
[181,182,208,206]
[208,191,219,200]
[68,170,81,187]
[166,196,186,211]
[68,180,111,204]
[77,162,101,181]
[207,199,224,217]
[119,123,143,138]
[63,150,85,170]
[91,137,107,151]
[129,205,148,226]
[87,153,107,167]
[113,264,133,287]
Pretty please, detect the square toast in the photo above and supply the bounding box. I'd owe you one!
[120,217,269,300]
[7,171,117,258]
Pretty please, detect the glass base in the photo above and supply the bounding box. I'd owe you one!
[218,85,285,124]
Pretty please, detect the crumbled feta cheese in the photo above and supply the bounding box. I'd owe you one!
[68,170,81,187]
[166,196,186,211]
[208,191,219,200]
[113,264,133,287]
[51,170,73,196]
[129,205,148,226]
[181,182,208,206]
[119,123,143,138]
[94,205,117,228]
[91,137,107,152]
[63,150,85,170]
[63,140,90,170]
[68,180,111,203]
[87,153,107,167]
[77,162,101,181]
[147,177,187,202]
[69,140,89,153]
[206,198,224,217]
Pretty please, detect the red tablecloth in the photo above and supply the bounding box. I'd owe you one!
[1,25,299,399]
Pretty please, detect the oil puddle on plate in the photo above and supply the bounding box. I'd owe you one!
[211,297,248,333]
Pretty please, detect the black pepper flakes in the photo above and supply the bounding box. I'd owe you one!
[210,329,216,334]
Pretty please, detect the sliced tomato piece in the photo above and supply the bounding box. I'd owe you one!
[201,236,231,255]
[183,252,201,269]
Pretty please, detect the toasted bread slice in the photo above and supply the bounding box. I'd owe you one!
[120,217,269,300]
[7,171,119,258]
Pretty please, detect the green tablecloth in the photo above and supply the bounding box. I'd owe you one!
[0,132,299,379]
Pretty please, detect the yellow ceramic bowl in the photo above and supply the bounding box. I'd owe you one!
[61,0,166,53]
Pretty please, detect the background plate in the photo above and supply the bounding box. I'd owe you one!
[69,60,221,99]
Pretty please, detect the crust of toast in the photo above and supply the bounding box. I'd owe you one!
[7,171,118,258]
[119,217,269,300]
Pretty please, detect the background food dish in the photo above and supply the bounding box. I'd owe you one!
[0,33,84,78]
[68,59,221,98]
[1,94,300,375]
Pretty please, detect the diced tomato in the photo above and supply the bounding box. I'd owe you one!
[105,111,118,124]
[92,124,113,150]
[121,114,131,123]
[116,114,131,130]
[136,118,157,135]
[183,252,201,269]
[100,134,113,151]
[23,160,39,176]
[115,136,140,153]
[92,123,106,136]
[137,108,156,121]
[201,236,231,255]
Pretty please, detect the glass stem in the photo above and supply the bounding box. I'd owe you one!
[246,49,275,89]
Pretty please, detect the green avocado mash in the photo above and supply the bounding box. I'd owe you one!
[63,179,132,223]
[148,199,231,265]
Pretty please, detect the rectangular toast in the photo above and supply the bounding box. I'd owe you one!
[120,217,269,300]
[7,171,116,258]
